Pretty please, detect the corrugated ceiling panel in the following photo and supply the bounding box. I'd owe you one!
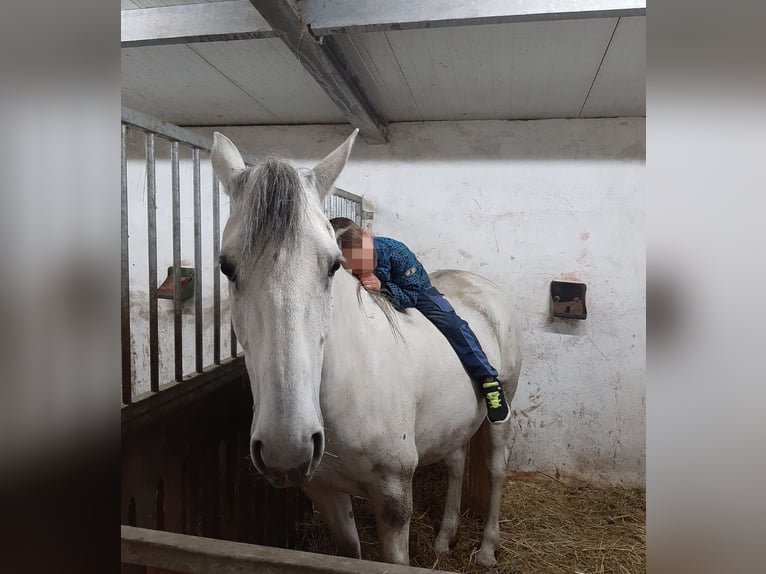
[122,43,282,125]
[580,17,645,117]
[189,39,347,124]
[337,19,619,121]
[122,40,347,125]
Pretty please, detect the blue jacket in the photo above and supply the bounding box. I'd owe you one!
[372,237,431,309]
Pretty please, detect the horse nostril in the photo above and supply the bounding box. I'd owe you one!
[308,431,325,477]
[251,439,266,474]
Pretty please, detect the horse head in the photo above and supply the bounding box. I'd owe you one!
[211,129,358,488]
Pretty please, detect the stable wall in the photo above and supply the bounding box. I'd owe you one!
[128,118,645,486]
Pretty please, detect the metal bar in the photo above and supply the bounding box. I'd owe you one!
[193,147,203,374]
[229,196,237,359]
[171,141,183,382]
[121,525,455,574]
[304,0,646,36]
[121,124,132,405]
[121,0,275,48]
[333,187,364,204]
[146,133,159,393]
[213,177,221,366]
[248,0,388,144]
[121,107,259,166]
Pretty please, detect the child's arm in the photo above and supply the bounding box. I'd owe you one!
[375,247,423,309]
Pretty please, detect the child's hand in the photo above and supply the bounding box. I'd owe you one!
[359,273,381,292]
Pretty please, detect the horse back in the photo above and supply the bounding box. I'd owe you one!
[429,269,522,397]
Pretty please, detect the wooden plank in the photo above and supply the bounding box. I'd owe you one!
[121,357,246,436]
[462,421,490,515]
[122,526,456,574]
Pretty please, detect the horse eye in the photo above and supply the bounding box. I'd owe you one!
[219,255,236,280]
[328,260,341,277]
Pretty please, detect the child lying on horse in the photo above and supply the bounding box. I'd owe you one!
[329,217,510,424]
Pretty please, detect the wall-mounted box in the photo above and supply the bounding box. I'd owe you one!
[157,267,195,301]
[551,281,587,320]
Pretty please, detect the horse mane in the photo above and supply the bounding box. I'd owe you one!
[355,285,403,340]
[230,165,402,338]
[230,158,305,264]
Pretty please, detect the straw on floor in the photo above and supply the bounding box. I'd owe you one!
[296,465,645,574]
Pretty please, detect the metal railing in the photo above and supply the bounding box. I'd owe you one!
[121,108,367,407]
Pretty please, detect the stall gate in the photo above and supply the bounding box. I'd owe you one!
[120,108,367,556]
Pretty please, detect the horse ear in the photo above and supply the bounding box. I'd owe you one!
[312,129,358,201]
[212,132,246,192]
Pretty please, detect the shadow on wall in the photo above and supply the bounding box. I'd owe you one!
[187,117,646,164]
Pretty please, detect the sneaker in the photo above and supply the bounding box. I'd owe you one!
[480,379,510,424]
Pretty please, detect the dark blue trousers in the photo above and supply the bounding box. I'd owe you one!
[414,286,498,381]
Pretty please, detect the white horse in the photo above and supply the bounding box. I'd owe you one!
[211,130,522,567]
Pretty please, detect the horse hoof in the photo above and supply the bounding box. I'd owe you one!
[434,536,451,555]
[475,548,497,568]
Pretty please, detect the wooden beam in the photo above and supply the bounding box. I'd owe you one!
[122,526,455,574]
[121,357,247,437]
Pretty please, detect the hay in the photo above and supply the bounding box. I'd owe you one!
[296,465,645,574]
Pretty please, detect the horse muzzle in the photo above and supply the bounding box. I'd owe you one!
[250,430,325,488]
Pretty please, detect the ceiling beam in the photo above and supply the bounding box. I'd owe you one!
[300,0,646,35]
[248,0,388,143]
[121,0,275,48]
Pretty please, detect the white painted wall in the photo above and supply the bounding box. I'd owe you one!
[127,118,645,486]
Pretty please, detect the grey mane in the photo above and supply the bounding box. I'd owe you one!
[230,158,305,263]
[356,286,402,340]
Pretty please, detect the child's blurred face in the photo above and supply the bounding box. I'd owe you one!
[341,231,375,277]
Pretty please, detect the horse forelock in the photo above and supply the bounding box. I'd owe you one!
[231,158,306,264]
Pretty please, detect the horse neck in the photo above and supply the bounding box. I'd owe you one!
[326,270,367,350]
[322,270,380,390]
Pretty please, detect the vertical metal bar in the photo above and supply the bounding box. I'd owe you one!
[146,133,159,392]
[171,141,183,382]
[121,124,132,405]
[229,194,237,359]
[192,147,203,373]
[212,176,221,365]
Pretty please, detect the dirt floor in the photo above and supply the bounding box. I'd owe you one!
[296,465,645,574]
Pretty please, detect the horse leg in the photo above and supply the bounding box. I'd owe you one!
[368,473,414,565]
[434,444,467,554]
[476,421,512,568]
[303,481,361,559]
